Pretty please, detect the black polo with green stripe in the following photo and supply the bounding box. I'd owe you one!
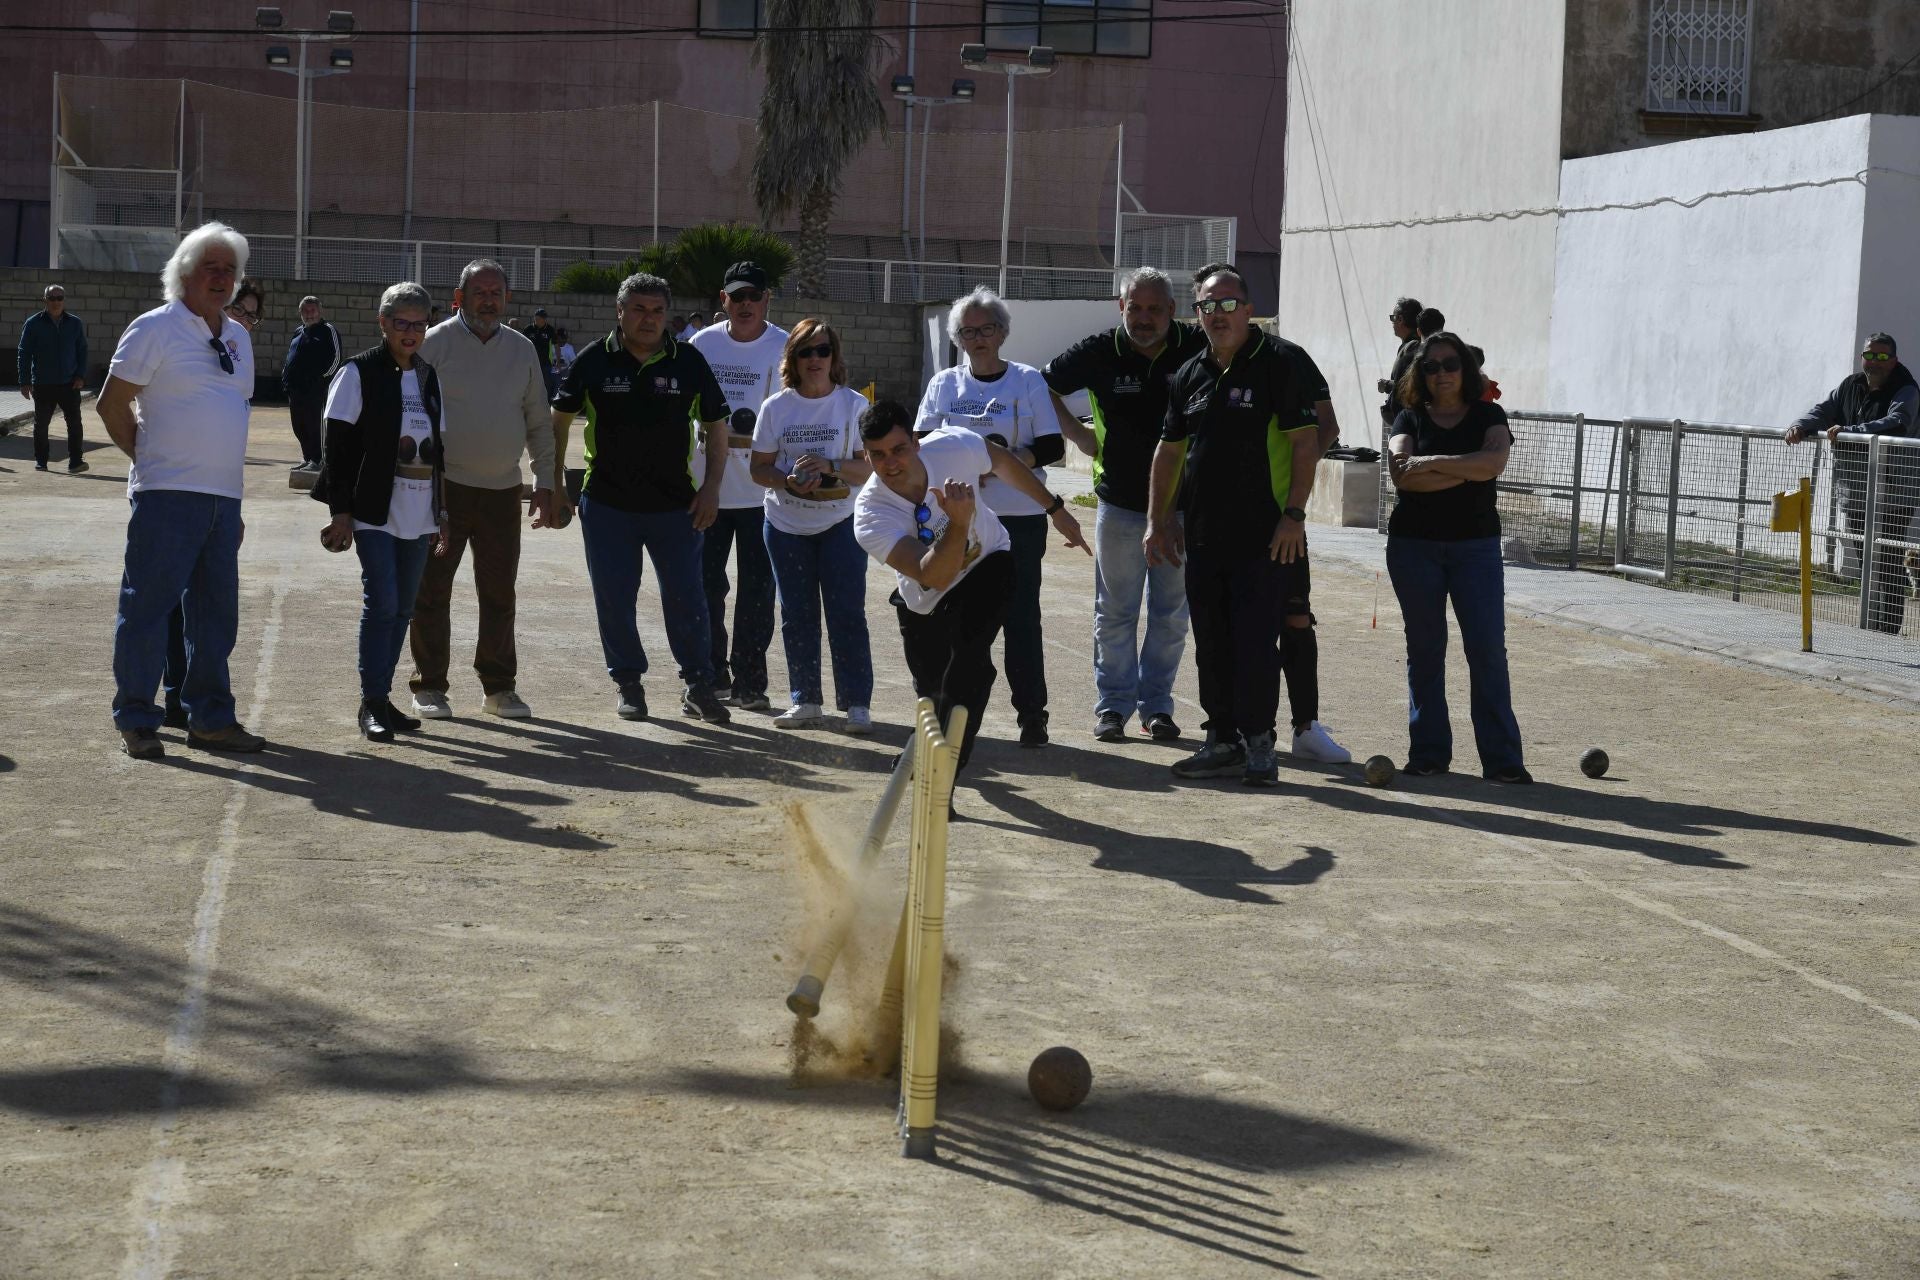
[1043,321,1209,512]
[1161,330,1329,550]
[553,329,729,513]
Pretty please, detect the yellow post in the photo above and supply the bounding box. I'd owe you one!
[860,381,877,403]
[1797,476,1813,652]
[897,697,964,1160]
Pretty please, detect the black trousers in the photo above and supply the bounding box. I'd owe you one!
[288,386,327,465]
[1835,452,1916,635]
[1184,542,1312,742]
[894,551,1014,772]
[31,384,83,466]
[1000,514,1050,727]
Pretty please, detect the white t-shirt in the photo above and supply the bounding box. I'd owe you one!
[690,322,790,509]
[322,363,440,539]
[108,300,255,499]
[751,385,869,536]
[854,428,1012,615]
[911,360,1059,517]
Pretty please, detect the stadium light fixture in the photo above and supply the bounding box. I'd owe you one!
[255,6,284,28]
[1026,45,1055,70]
[959,43,987,67]
[329,47,353,69]
[951,79,975,99]
[892,75,915,99]
[326,10,355,33]
[265,45,292,65]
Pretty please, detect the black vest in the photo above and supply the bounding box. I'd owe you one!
[311,344,445,527]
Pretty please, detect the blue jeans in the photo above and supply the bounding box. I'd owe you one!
[355,530,433,701]
[1385,535,1525,773]
[1093,501,1189,720]
[579,494,714,688]
[764,516,873,708]
[112,490,243,732]
[702,505,776,697]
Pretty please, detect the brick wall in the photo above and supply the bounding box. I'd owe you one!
[2,268,926,405]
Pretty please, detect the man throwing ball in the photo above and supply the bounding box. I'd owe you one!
[854,400,1088,780]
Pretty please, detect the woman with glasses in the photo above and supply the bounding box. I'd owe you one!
[311,282,449,743]
[223,280,264,334]
[748,320,875,732]
[911,286,1067,747]
[1385,333,1529,784]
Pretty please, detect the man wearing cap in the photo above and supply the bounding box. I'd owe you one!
[17,284,89,473]
[282,294,340,474]
[527,307,558,401]
[687,261,787,710]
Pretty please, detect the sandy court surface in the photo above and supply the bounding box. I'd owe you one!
[1,407,1916,1278]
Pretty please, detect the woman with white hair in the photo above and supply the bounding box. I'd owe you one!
[912,286,1068,747]
[312,282,450,743]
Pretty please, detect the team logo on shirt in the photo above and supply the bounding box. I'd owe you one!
[1112,376,1142,395]
[1227,387,1256,408]
[602,375,631,393]
[1184,391,1210,417]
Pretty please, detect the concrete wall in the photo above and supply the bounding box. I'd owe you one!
[1545,115,1916,427]
[1279,0,1567,446]
[0,268,927,406]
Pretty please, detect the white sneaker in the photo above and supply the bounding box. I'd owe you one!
[412,691,453,719]
[774,703,826,729]
[1291,721,1351,764]
[844,706,874,735]
[484,689,532,719]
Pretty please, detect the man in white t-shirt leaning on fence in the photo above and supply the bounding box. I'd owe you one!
[96,222,266,760]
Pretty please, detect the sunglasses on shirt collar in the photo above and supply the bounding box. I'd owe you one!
[208,337,234,375]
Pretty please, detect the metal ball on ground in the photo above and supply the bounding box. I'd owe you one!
[1028,1046,1092,1112]
[1363,755,1396,787]
[1580,748,1610,778]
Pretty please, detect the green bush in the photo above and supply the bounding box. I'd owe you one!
[548,225,793,302]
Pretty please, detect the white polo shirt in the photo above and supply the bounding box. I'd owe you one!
[108,300,255,499]
[690,321,789,510]
[854,429,1011,615]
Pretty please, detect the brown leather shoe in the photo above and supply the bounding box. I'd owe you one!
[187,723,266,753]
[119,727,165,760]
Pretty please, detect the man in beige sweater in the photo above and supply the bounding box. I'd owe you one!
[409,259,558,719]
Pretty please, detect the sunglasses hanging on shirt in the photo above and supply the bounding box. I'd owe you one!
[913,502,936,545]
[208,337,234,375]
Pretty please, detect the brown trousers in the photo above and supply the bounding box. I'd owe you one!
[408,479,523,696]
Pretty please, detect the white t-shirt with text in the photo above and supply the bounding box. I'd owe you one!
[108,300,255,500]
[323,363,440,539]
[854,428,1011,615]
[690,322,789,509]
[751,384,870,537]
[911,360,1059,517]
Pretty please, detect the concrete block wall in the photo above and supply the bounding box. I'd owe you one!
[1,268,927,405]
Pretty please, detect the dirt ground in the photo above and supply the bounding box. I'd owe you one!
[1,408,1916,1279]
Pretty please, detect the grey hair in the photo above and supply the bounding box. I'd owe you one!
[378,282,432,317]
[43,284,65,299]
[458,258,508,291]
[161,222,249,304]
[299,294,321,308]
[946,286,1011,344]
[617,272,672,306]
[1117,267,1174,302]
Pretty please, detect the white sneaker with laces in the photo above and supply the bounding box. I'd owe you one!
[774,703,826,729]
[484,689,532,719]
[412,691,453,719]
[845,706,874,735]
[1291,720,1351,763]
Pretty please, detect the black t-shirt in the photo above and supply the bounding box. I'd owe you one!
[1161,331,1328,550]
[553,331,729,514]
[1386,401,1511,541]
[1043,322,1209,512]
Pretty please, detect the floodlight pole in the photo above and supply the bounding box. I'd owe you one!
[267,30,351,278]
[963,50,1053,298]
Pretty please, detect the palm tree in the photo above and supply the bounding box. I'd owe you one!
[752,0,885,298]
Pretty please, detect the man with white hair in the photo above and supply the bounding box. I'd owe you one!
[96,222,264,759]
[409,259,558,720]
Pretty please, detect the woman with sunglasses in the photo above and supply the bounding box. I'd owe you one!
[311,281,450,743]
[912,287,1066,747]
[1385,333,1529,784]
[748,320,876,732]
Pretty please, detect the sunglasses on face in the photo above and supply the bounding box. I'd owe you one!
[47,295,64,303]
[958,323,1001,341]
[1862,351,1893,363]
[208,337,234,375]
[387,318,429,334]
[794,343,833,359]
[1419,356,1463,376]
[1193,298,1246,316]
[729,289,767,303]
[913,502,936,545]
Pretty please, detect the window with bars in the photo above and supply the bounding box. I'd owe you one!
[698,0,764,37]
[984,0,1152,59]
[1646,0,1752,115]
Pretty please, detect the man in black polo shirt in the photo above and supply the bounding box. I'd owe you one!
[551,272,734,723]
[1145,266,1350,786]
[1044,266,1208,744]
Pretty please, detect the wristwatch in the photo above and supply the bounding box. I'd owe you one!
[1283,505,1308,522]
[1045,493,1066,515]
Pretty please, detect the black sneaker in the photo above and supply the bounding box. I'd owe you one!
[1403,759,1450,777]
[34,461,49,472]
[1093,711,1127,742]
[67,459,90,474]
[1485,765,1534,785]
[681,684,732,724]
[375,698,421,732]
[710,681,733,704]
[1142,713,1181,741]
[358,701,394,743]
[119,727,164,760]
[735,691,772,712]
[616,682,648,721]
[1019,718,1049,748]
[1171,735,1246,779]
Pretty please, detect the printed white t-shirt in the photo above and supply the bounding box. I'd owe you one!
[690,322,789,509]
[911,360,1059,517]
[751,384,870,537]
[322,363,440,539]
[108,300,255,500]
[854,428,1012,615]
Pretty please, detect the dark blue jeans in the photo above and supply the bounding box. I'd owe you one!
[112,490,243,732]
[1385,535,1524,773]
[702,505,776,697]
[764,516,873,709]
[579,494,714,688]
[355,530,434,701]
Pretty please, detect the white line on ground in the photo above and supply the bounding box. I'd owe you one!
[119,568,289,1280]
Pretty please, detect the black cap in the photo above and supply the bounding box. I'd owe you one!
[533,307,548,317]
[721,262,770,294]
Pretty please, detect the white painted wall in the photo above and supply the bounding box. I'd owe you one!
[1548,115,1883,428]
[1280,0,1567,446]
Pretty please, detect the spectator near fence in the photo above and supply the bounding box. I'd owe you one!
[1785,332,1917,635]
[16,283,88,473]
[283,295,341,475]
[1376,296,1423,442]
[527,308,558,401]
